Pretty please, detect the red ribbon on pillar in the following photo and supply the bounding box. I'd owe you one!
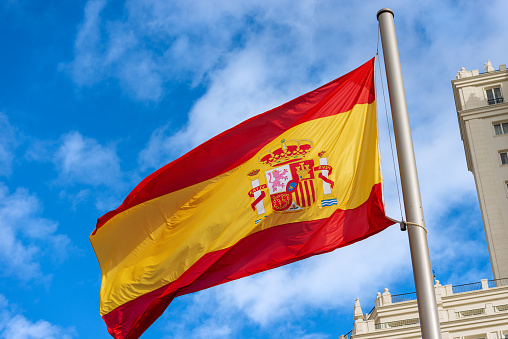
[251,191,266,210]
[318,173,335,189]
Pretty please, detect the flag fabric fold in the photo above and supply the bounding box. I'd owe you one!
[90,58,394,339]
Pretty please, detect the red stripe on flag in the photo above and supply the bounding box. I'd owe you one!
[95,59,376,232]
[304,181,311,206]
[310,181,315,202]
[102,183,392,339]
[299,183,305,206]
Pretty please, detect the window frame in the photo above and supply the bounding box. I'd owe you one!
[485,86,504,105]
[500,150,508,165]
[493,121,508,135]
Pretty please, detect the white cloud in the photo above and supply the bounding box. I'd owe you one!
[137,124,172,171]
[55,131,123,188]
[0,113,18,177]
[0,183,70,281]
[162,287,332,339]
[64,0,165,101]
[25,131,127,211]
[191,322,232,339]
[0,295,75,339]
[51,131,128,211]
[161,291,236,339]
[118,52,163,101]
[24,130,128,212]
[66,0,379,103]
[24,139,56,163]
[67,0,107,87]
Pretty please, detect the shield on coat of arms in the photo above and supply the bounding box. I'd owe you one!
[265,160,316,212]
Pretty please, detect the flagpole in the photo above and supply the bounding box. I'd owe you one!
[377,8,441,339]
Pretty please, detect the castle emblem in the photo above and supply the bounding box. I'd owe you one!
[247,139,336,222]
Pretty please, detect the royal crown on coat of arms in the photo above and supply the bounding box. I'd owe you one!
[247,138,337,224]
[258,139,314,167]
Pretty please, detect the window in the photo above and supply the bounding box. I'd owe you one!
[501,151,508,165]
[494,122,508,135]
[486,87,504,105]
[505,181,508,197]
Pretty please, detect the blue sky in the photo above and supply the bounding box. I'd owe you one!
[1,0,507,338]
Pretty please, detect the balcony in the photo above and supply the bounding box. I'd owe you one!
[487,96,504,105]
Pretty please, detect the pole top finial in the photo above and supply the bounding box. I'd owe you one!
[377,8,394,20]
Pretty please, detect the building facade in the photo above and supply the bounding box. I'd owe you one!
[339,279,508,339]
[451,61,508,280]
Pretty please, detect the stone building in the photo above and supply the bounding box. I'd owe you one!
[338,61,508,339]
[452,61,508,280]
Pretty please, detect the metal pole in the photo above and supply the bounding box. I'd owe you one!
[377,8,441,339]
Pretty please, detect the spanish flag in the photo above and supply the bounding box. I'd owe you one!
[91,58,394,338]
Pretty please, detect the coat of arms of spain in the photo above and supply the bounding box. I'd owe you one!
[247,138,337,225]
